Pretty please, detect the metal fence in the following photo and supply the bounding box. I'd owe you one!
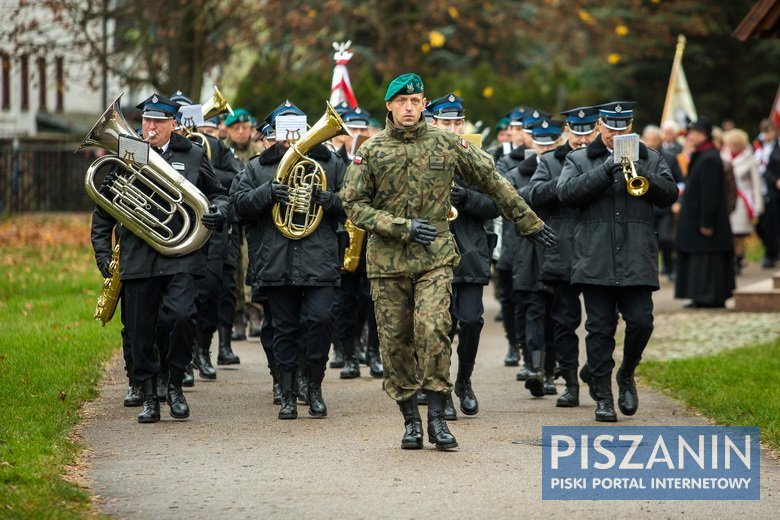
[0,138,99,214]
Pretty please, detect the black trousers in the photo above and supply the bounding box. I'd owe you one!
[217,261,237,329]
[549,281,582,370]
[332,270,371,344]
[450,283,484,364]
[580,285,654,378]
[516,289,552,355]
[757,196,779,261]
[123,273,198,382]
[196,254,223,335]
[498,267,522,346]
[265,286,335,374]
[120,291,132,379]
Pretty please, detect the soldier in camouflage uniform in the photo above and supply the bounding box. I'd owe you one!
[341,73,557,451]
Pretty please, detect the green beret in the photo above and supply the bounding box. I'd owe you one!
[224,108,253,127]
[384,73,424,102]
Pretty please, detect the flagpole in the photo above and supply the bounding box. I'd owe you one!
[661,34,686,124]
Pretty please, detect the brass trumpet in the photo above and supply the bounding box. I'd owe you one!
[621,158,649,197]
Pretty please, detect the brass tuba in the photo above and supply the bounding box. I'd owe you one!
[182,85,234,160]
[271,102,350,239]
[94,241,122,326]
[78,93,213,257]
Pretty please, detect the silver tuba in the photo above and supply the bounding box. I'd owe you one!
[78,93,212,256]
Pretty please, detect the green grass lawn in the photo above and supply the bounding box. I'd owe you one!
[0,238,120,519]
[641,339,780,453]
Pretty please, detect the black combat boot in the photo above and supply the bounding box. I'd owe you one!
[544,350,558,394]
[246,303,263,338]
[616,357,640,416]
[417,390,428,405]
[167,367,190,420]
[524,350,545,397]
[232,311,247,341]
[217,326,240,365]
[355,337,368,366]
[426,392,458,450]
[398,396,423,449]
[454,362,479,415]
[124,381,143,407]
[307,364,328,418]
[579,364,597,401]
[444,392,458,421]
[515,343,531,379]
[194,331,217,380]
[295,364,309,405]
[504,342,520,366]
[366,341,384,378]
[594,375,617,422]
[556,368,580,407]
[278,371,298,420]
[339,337,360,379]
[137,377,160,424]
[329,340,345,369]
[182,362,195,387]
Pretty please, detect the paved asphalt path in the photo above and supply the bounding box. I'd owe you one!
[82,266,779,518]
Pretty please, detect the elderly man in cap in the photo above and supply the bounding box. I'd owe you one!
[525,106,600,408]
[427,92,500,419]
[557,101,678,422]
[91,93,228,423]
[231,100,346,420]
[341,73,556,450]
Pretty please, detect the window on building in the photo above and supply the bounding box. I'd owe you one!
[20,55,29,111]
[1,54,9,111]
[55,56,64,112]
[37,56,47,111]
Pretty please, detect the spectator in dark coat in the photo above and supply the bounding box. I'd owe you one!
[674,119,735,308]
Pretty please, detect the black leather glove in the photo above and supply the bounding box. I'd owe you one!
[526,223,558,247]
[202,205,224,231]
[314,188,336,211]
[98,257,111,278]
[409,218,437,246]
[604,156,624,178]
[270,181,290,203]
[450,184,468,207]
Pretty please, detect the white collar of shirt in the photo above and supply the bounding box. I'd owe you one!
[159,140,171,154]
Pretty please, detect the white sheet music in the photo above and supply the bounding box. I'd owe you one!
[178,104,204,128]
[118,134,149,165]
[613,133,640,162]
[275,115,307,142]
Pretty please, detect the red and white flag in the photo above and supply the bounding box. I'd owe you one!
[661,35,697,128]
[770,84,780,128]
[330,41,358,108]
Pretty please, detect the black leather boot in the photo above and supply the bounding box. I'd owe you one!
[504,342,520,366]
[398,396,423,449]
[295,365,309,405]
[516,364,532,381]
[594,375,617,422]
[579,364,597,401]
[137,377,160,423]
[444,392,457,421]
[339,337,360,379]
[367,342,383,378]
[426,392,458,450]
[329,340,345,369]
[556,368,580,407]
[278,371,297,420]
[124,381,143,407]
[232,311,247,341]
[417,389,428,405]
[524,350,545,397]
[167,367,190,420]
[355,337,368,366]
[454,362,479,416]
[616,357,640,416]
[182,362,195,387]
[307,364,328,418]
[246,303,263,338]
[194,331,217,380]
[544,350,558,394]
[217,326,240,365]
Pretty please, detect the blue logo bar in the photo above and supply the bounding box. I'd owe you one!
[542,426,760,500]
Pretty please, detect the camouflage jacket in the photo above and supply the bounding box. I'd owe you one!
[340,115,543,278]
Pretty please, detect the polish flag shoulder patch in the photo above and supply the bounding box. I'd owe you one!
[353,155,364,164]
[459,138,469,149]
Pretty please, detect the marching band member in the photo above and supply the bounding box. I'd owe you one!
[557,101,678,422]
[91,94,228,423]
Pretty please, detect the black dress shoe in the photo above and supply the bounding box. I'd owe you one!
[167,385,190,419]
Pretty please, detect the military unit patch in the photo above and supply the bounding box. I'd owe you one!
[353,155,363,164]
[459,138,469,149]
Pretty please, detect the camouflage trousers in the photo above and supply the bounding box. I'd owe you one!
[370,266,454,402]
